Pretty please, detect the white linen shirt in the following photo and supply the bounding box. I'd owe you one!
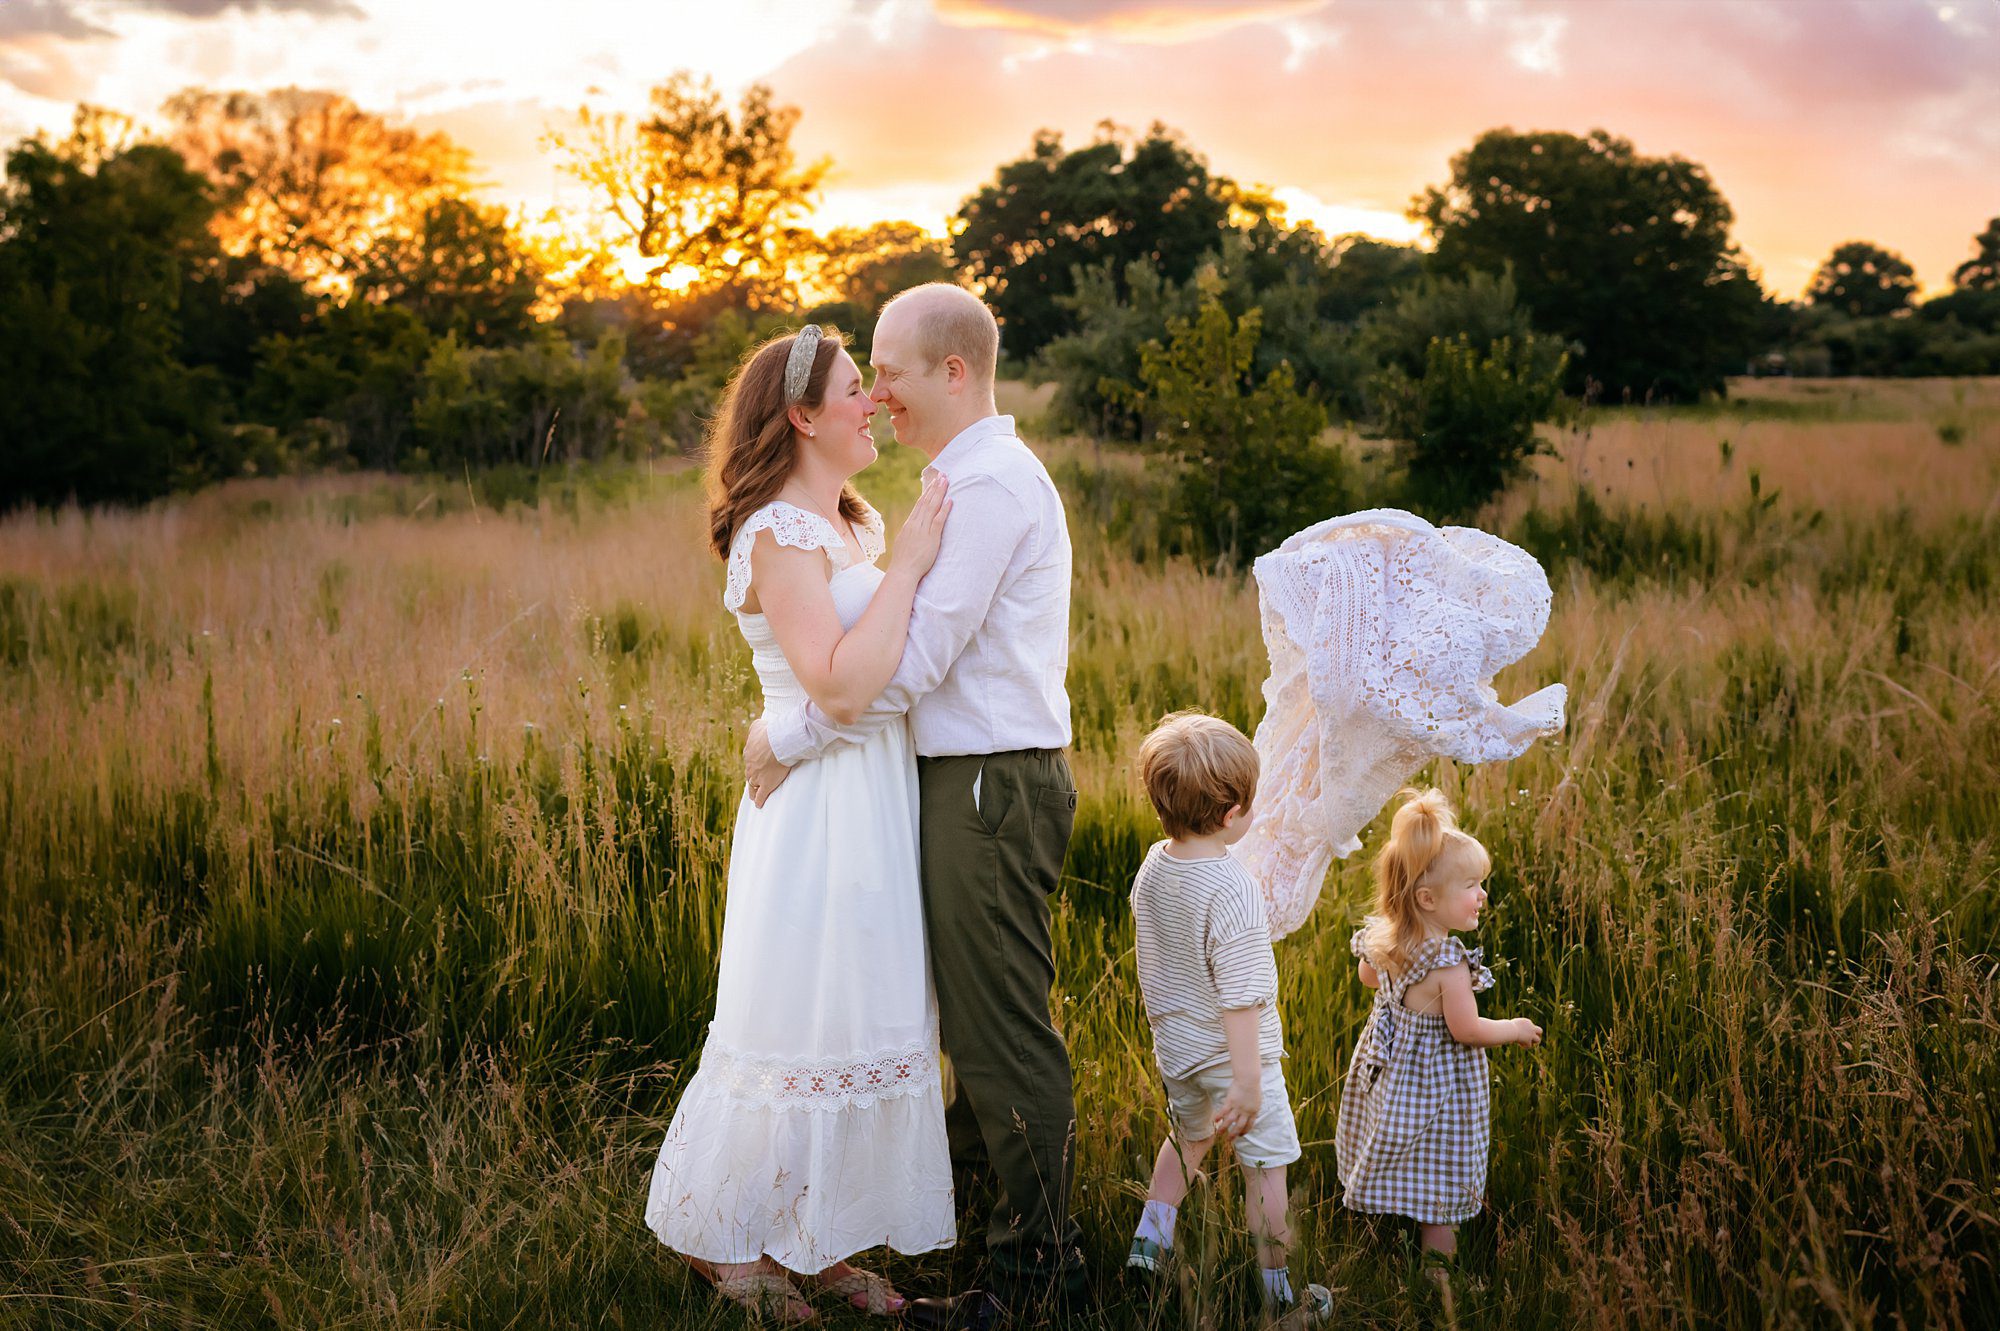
[765,414,1073,763]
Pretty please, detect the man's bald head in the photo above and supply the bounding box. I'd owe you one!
[878,283,1000,390]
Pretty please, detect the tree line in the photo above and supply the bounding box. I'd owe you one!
[0,83,952,507]
[948,121,1999,558]
[2,79,1996,519]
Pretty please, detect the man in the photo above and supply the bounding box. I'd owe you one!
[745,283,1084,1326]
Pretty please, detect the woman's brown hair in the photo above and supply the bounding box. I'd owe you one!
[704,327,868,559]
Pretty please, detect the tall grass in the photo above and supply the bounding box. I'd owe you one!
[2,379,1996,1328]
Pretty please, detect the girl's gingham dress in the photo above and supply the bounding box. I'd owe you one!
[1335,930,1494,1225]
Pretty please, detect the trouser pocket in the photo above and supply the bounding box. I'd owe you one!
[1025,780,1076,895]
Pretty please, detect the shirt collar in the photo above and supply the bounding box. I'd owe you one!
[926,414,1016,480]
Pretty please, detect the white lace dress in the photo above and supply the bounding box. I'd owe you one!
[1231,510,1567,938]
[644,500,955,1272]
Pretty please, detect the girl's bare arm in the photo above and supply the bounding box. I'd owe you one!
[1436,965,1542,1047]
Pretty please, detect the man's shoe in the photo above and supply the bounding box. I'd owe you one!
[902,1289,1008,1331]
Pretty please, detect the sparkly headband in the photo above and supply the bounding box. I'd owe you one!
[783,325,824,404]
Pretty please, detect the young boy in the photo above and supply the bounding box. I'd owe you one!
[1125,711,1332,1322]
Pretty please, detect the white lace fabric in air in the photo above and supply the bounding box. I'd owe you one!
[724,500,887,614]
[1231,509,1567,939]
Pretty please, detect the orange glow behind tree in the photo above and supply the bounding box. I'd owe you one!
[164,87,473,297]
[545,73,827,306]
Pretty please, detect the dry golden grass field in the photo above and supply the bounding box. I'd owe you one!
[1,377,1996,1329]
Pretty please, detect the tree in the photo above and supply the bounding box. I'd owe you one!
[1416,128,1763,401]
[1361,269,1564,381]
[1108,292,1346,567]
[798,222,953,356]
[35,103,144,171]
[952,123,1233,359]
[179,250,316,410]
[411,328,632,470]
[1918,286,2000,338]
[248,299,436,471]
[1807,241,1917,318]
[547,73,824,305]
[0,128,228,506]
[1040,259,1199,440]
[636,306,794,452]
[163,87,472,295]
[1037,221,1419,440]
[1951,217,2000,291]
[351,195,544,345]
[1314,233,1426,325]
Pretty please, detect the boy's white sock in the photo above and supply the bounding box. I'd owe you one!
[1135,1199,1178,1249]
[1261,1266,1294,1304]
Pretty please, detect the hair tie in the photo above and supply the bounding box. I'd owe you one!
[783,325,824,404]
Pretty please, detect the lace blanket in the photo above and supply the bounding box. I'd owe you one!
[1231,509,1566,939]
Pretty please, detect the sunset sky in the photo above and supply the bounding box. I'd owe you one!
[2,0,1995,297]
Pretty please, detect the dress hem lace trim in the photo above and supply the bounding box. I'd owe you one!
[692,1032,941,1112]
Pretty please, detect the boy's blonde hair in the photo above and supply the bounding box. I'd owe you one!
[1136,710,1259,840]
[1361,787,1492,977]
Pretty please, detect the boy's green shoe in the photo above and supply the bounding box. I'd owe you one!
[1125,1236,1168,1275]
[1267,1282,1335,1328]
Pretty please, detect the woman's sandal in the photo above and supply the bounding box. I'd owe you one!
[711,1268,819,1324]
[815,1266,907,1316]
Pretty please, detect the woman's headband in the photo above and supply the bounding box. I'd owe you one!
[783,325,824,404]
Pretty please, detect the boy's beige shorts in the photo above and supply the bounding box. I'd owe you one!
[1161,1059,1302,1169]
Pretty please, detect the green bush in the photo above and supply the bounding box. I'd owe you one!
[249,300,436,470]
[636,307,795,454]
[1112,294,1351,567]
[406,328,633,470]
[1040,261,1197,440]
[1038,230,1418,443]
[1372,332,1567,519]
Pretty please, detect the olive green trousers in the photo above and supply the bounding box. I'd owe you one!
[917,748,1088,1307]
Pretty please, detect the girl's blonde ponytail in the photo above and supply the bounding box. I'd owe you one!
[1361,788,1479,977]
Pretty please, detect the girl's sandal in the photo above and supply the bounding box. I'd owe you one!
[816,1266,907,1316]
[712,1268,818,1325]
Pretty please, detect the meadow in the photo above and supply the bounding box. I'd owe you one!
[2,377,1997,1329]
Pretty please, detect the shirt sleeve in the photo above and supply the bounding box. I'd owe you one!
[1208,876,1279,1011]
[767,473,1033,766]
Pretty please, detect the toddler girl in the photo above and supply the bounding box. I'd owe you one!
[1335,787,1543,1262]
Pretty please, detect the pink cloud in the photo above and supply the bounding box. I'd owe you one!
[0,33,101,102]
[935,0,1330,42]
[0,2,107,43]
[765,0,1999,293]
[3,0,1991,295]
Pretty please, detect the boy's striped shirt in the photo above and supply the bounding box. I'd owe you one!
[1130,842,1286,1079]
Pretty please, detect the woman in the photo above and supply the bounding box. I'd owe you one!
[645,325,955,1323]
